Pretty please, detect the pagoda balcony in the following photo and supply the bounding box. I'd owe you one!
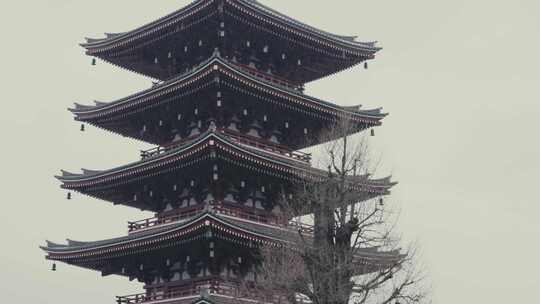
[140,129,312,164]
[128,205,206,233]
[212,204,314,235]
[128,202,314,235]
[225,131,312,163]
[116,279,289,304]
[235,62,304,92]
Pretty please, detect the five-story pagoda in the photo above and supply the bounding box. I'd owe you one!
[42,1,399,303]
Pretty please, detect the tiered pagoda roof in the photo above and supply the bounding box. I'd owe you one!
[43,209,402,304]
[56,130,395,211]
[45,2,397,304]
[42,211,402,274]
[82,0,380,82]
[71,53,386,149]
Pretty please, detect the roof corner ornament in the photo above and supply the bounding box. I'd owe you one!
[200,287,211,298]
[209,121,217,132]
[213,47,221,58]
[206,203,216,215]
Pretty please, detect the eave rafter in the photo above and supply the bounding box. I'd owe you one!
[81,0,380,82]
[71,55,385,121]
[42,212,402,273]
[56,131,396,197]
[69,54,386,149]
[82,0,379,54]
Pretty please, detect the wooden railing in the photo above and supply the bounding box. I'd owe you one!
[127,201,315,235]
[288,220,315,234]
[116,280,213,304]
[212,203,279,225]
[236,62,304,91]
[128,205,205,233]
[225,130,311,163]
[116,279,287,304]
[213,203,312,234]
[140,134,201,160]
[140,129,311,163]
[140,146,166,160]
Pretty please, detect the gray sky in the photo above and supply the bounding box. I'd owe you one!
[0,1,539,303]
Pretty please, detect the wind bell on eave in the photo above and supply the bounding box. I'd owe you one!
[91,58,96,66]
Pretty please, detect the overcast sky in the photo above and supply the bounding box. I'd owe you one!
[0,1,539,303]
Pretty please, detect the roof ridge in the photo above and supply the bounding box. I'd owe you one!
[239,0,377,48]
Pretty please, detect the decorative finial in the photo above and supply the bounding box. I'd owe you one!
[200,287,211,298]
[209,121,217,132]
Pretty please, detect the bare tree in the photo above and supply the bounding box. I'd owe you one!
[240,120,430,304]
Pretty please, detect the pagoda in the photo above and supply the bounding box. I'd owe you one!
[42,1,400,303]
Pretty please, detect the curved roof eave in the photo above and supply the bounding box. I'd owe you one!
[70,54,387,121]
[56,131,311,183]
[237,0,380,50]
[81,0,380,53]
[80,0,209,48]
[56,130,395,192]
[41,212,288,255]
[57,130,216,181]
[42,212,403,264]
